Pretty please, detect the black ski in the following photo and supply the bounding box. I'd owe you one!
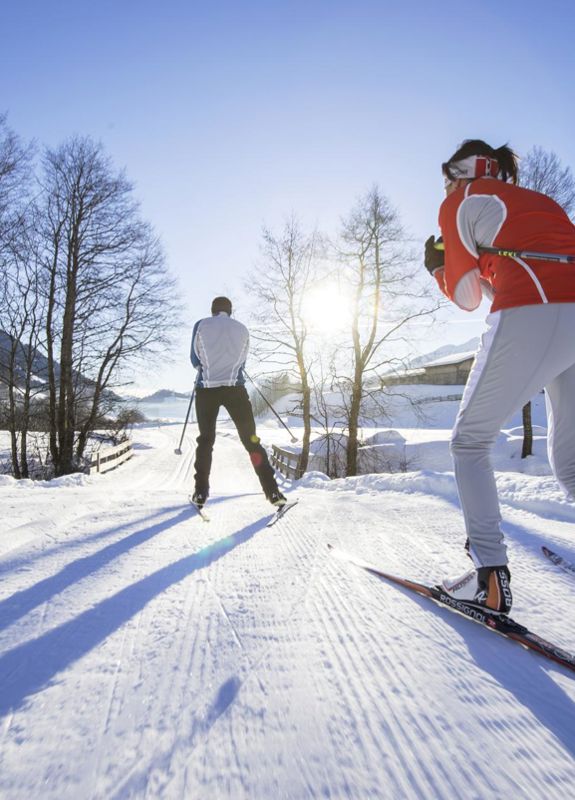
[188,495,210,522]
[328,544,575,675]
[266,499,299,527]
[542,546,575,577]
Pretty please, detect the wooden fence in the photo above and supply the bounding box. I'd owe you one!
[89,440,133,475]
[270,444,304,480]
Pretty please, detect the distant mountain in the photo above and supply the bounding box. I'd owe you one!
[0,330,54,389]
[0,330,122,402]
[137,389,193,402]
[410,337,479,369]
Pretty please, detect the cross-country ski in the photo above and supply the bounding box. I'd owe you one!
[328,544,575,674]
[266,499,299,527]
[542,545,575,577]
[188,495,210,522]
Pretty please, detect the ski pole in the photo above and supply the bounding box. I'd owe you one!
[244,372,298,443]
[174,388,196,455]
[434,240,575,264]
[478,245,575,263]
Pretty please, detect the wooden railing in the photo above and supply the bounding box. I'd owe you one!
[270,444,304,480]
[89,440,133,475]
[412,393,463,405]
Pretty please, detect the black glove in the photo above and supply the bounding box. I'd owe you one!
[424,235,444,275]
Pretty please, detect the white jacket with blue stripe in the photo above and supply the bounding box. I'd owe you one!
[190,313,249,388]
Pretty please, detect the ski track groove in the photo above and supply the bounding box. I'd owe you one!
[170,509,331,797]
[103,574,211,799]
[318,556,440,797]
[87,616,139,799]
[101,488,277,796]
[323,521,575,798]
[310,561,411,798]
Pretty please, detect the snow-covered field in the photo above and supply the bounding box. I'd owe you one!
[1,390,574,799]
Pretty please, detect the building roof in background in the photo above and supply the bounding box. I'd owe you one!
[423,351,476,368]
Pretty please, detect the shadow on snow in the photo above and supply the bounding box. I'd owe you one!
[0,513,268,716]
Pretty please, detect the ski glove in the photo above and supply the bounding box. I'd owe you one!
[424,235,444,275]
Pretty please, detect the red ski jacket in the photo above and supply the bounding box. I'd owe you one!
[434,178,575,312]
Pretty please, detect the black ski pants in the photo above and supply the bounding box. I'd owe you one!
[193,385,278,498]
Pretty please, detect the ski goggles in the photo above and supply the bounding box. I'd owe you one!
[442,155,500,182]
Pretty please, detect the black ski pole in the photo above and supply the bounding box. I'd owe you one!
[434,240,575,264]
[174,388,196,455]
[244,372,298,443]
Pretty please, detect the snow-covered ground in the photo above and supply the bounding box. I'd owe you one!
[1,389,574,799]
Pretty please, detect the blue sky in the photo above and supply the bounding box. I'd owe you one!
[3,0,575,392]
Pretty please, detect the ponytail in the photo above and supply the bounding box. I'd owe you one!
[493,145,519,184]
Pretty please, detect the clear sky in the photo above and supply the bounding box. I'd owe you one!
[3,0,575,393]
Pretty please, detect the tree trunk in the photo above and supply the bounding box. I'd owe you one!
[8,401,21,480]
[299,385,311,474]
[46,254,60,473]
[56,252,78,475]
[521,401,533,459]
[7,345,22,479]
[346,378,362,477]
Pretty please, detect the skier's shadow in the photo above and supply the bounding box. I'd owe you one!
[0,505,188,582]
[0,494,264,619]
[385,581,575,757]
[0,505,191,630]
[0,515,268,716]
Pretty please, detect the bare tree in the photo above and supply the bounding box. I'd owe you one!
[1,242,46,478]
[335,187,440,476]
[0,113,33,237]
[36,136,180,476]
[520,146,575,219]
[248,217,319,473]
[518,146,575,457]
[0,115,41,477]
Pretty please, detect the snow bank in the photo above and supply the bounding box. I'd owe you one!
[298,465,575,523]
[0,473,92,489]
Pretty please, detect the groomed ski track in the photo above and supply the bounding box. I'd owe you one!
[0,423,574,799]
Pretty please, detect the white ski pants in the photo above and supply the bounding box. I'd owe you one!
[451,303,575,567]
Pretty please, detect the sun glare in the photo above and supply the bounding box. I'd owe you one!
[301,284,352,335]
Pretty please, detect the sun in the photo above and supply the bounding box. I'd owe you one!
[301,283,352,335]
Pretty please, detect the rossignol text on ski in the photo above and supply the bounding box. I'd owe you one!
[328,544,575,674]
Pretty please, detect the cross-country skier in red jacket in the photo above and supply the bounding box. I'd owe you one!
[425,139,575,614]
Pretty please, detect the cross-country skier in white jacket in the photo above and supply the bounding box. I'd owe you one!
[190,296,286,510]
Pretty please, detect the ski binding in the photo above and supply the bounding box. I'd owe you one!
[188,495,210,522]
[266,499,299,527]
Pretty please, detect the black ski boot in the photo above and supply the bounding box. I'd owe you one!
[268,490,287,507]
[192,490,208,509]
